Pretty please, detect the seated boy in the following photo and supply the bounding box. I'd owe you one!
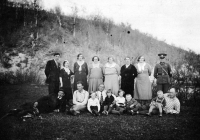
[87,92,100,116]
[147,90,166,117]
[96,84,107,111]
[102,89,115,115]
[124,94,141,115]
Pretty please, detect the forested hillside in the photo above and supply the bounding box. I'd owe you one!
[0,0,199,84]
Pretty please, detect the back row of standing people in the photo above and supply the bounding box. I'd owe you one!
[44,53,172,105]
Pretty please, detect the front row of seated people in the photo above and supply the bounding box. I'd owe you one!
[69,81,180,116]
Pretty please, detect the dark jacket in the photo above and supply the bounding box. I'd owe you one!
[45,59,60,83]
[120,64,137,93]
[154,62,172,84]
[103,96,115,106]
[59,68,74,88]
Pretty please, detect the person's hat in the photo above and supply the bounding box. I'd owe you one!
[158,53,167,59]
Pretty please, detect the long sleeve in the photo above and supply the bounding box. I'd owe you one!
[97,99,100,112]
[131,98,138,106]
[73,62,77,73]
[154,65,158,78]
[85,63,88,76]
[80,91,89,106]
[45,61,51,77]
[132,65,138,79]
[175,100,180,113]
[167,64,172,77]
[87,99,92,113]
[72,91,81,105]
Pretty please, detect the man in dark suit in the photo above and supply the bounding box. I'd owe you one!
[120,57,137,96]
[154,53,172,93]
[45,53,61,95]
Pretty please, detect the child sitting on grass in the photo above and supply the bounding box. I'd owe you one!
[111,89,126,115]
[102,89,115,115]
[87,92,100,116]
[147,90,166,117]
[124,94,141,115]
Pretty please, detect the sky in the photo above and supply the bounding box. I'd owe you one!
[15,0,200,54]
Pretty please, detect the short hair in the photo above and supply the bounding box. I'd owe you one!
[54,53,60,56]
[118,89,125,95]
[169,87,177,94]
[92,56,100,61]
[137,55,145,62]
[77,81,83,86]
[106,89,112,94]
[90,91,97,97]
[63,60,69,66]
[99,83,105,87]
[77,53,83,59]
[125,94,132,98]
[157,90,163,95]
[108,56,114,61]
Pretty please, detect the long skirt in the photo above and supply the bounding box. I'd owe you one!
[134,74,152,100]
[104,74,119,96]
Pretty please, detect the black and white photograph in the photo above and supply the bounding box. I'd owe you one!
[0,0,200,139]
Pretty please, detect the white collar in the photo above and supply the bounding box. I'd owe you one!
[105,62,116,68]
[77,60,84,66]
[63,67,70,74]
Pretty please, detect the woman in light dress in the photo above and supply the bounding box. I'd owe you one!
[134,56,152,105]
[103,57,120,96]
[88,56,104,93]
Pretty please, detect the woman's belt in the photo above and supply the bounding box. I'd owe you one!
[104,73,117,75]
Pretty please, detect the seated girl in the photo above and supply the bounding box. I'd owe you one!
[111,89,125,115]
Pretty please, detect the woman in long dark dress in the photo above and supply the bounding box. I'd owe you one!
[120,57,137,96]
[73,53,88,91]
[59,60,74,104]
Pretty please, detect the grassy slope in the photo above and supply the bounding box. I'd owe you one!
[0,84,200,140]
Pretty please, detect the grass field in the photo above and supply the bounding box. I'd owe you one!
[0,84,200,140]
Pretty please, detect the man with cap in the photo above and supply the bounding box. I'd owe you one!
[45,52,61,95]
[154,53,172,93]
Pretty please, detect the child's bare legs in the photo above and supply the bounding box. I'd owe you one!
[147,105,156,115]
[157,103,163,117]
[107,105,113,114]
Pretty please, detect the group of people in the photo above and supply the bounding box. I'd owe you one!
[43,52,180,117]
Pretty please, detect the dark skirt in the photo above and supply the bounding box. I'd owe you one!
[74,72,88,91]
